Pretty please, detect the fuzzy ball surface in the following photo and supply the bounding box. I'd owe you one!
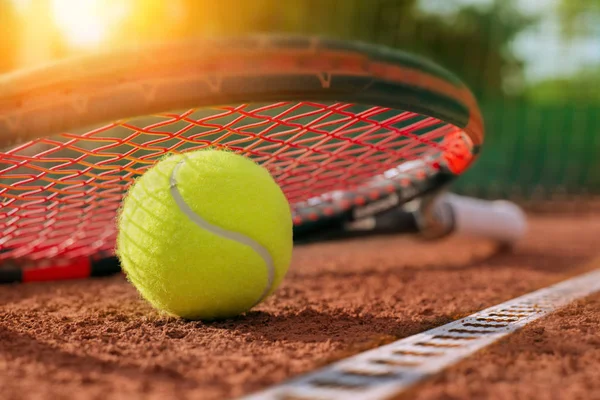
[116,150,293,320]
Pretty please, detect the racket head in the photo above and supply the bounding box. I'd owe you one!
[0,35,484,281]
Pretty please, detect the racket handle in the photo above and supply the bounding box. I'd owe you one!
[435,193,527,244]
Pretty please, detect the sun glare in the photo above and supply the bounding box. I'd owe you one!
[51,0,129,49]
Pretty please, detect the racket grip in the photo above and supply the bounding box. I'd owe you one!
[436,193,527,244]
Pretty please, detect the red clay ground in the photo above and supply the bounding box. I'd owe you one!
[0,214,599,400]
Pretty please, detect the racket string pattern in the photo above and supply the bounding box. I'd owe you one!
[0,101,466,264]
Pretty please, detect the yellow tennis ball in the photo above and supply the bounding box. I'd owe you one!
[116,150,293,320]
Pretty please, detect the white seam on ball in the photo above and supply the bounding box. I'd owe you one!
[169,157,275,307]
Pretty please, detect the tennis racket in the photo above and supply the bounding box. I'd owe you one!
[0,35,526,284]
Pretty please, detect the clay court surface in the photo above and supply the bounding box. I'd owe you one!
[1,213,599,400]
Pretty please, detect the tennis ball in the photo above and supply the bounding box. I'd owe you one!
[116,150,293,320]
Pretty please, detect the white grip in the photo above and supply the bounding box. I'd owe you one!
[436,193,527,244]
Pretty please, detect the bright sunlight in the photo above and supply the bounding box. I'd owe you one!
[50,0,130,48]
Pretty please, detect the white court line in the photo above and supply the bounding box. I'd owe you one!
[241,268,600,400]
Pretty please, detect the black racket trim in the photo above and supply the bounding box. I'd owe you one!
[294,207,419,244]
[292,171,454,240]
[0,264,23,284]
[0,255,122,284]
[91,256,122,277]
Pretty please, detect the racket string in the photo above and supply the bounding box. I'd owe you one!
[0,101,464,260]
